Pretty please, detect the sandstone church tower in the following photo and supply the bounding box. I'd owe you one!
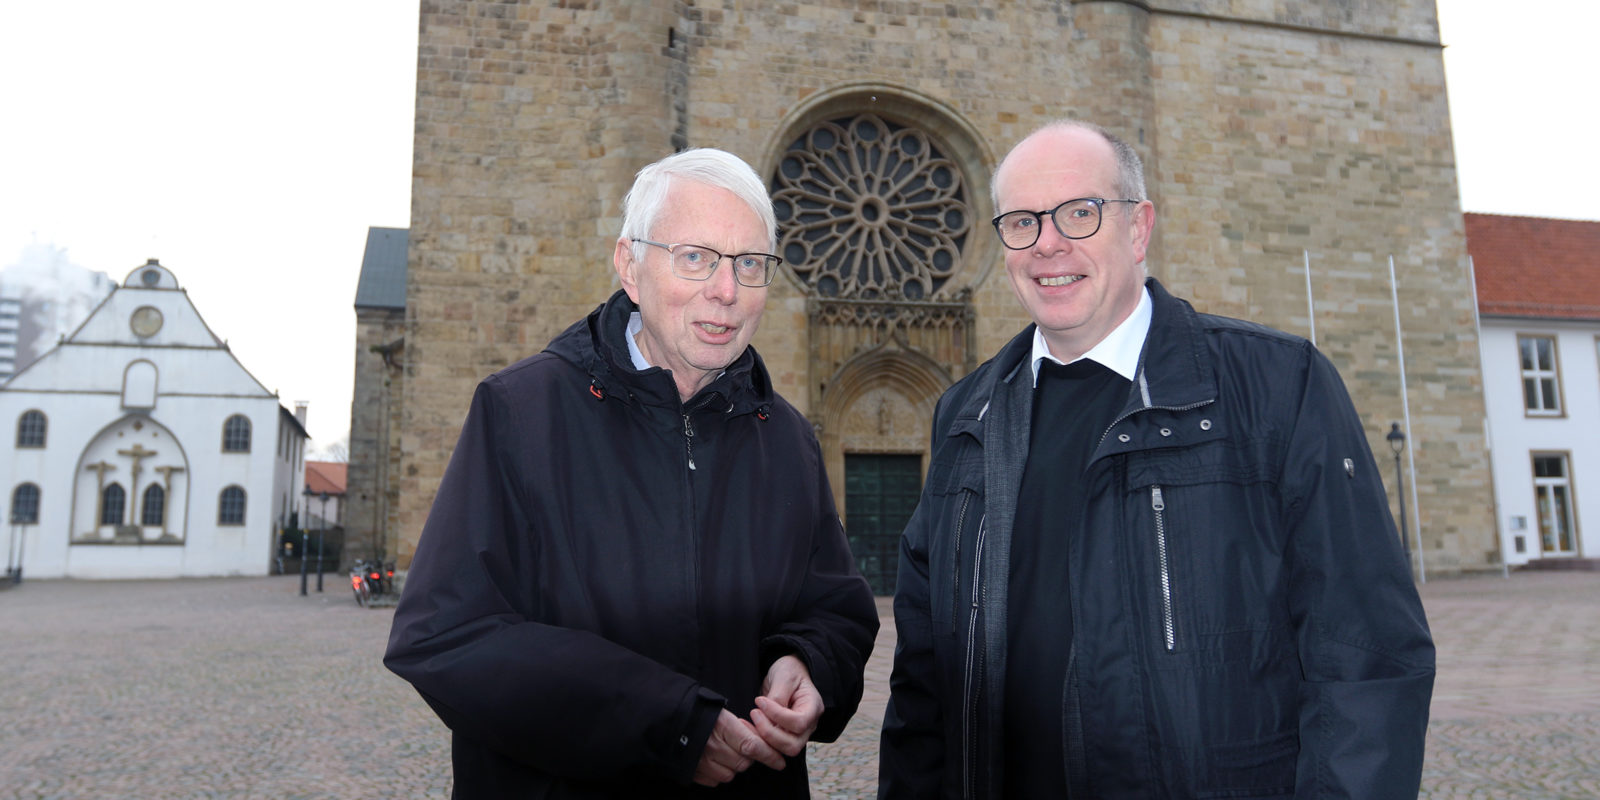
[359,0,1492,586]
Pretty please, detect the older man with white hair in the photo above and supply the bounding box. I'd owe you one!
[388,148,878,799]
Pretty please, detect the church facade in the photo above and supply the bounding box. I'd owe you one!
[2,260,307,579]
[361,0,1495,585]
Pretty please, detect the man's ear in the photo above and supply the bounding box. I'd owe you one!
[1129,201,1156,265]
[614,237,641,302]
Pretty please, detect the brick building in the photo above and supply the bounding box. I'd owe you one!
[354,0,1495,584]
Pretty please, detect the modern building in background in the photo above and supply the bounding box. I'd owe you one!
[1467,213,1598,566]
[0,284,19,382]
[0,243,119,384]
[1,259,307,579]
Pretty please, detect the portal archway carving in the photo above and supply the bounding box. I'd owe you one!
[817,343,951,517]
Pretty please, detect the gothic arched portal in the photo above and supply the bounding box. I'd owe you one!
[767,86,990,593]
[817,343,952,595]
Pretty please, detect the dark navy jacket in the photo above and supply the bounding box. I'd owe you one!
[386,290,878,799]
[880,279,1434,799]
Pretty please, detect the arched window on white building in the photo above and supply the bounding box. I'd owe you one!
[142,484,166,526]
[101,484,126,526]
[16,410,46,448]
[222,415,251,452]
[10,483,40,524]
[219,486,247,525]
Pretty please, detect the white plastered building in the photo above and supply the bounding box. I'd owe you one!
[1467,213,1598,567]
[1,259,307,579]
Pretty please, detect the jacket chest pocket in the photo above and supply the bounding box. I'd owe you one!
[1122,437,1284,655]
[919,453,984,635]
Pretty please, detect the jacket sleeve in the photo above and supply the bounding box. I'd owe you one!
[877,502,946,799]
[384,378,723,786]
[878,399,951,799]
[1281,346,1436,799]
[759,435,880,744]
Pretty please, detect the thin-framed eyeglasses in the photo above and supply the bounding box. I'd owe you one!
[991,197,1142,250]
[634,238,782,287]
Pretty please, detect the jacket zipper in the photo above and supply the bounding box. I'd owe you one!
[682,413,696,470]
[951,492,971,635]
[1092,372,1205,655]
[962,513,987,799]
[1152,485,1175,651]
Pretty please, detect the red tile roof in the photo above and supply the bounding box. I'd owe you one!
[305,461,347,496]
[1466,213,1600,320]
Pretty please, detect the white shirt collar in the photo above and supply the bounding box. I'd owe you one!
[1029,285,1152,385]
[626,312,652,371]
[626,312,729,390]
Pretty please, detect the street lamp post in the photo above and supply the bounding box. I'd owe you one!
[1386,422,1413,578]
[316,491,330,592]
[300,486,312,596]
[7,513,26,585]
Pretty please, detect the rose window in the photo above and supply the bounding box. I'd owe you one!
[772,114,971,300]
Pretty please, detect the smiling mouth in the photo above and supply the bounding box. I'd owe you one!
[699,323,730,334]
[1037,275,1084,287]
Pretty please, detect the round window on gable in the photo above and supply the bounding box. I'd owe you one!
[141,269,161,287]
[130,306,164,338]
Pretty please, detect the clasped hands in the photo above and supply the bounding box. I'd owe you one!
[692,654,822,787]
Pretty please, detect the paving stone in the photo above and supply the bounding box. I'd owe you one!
[0,571,1593,798]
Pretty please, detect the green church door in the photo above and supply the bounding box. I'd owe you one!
[844,453,923,596]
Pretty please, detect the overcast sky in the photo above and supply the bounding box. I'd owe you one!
[2,1,1596,450]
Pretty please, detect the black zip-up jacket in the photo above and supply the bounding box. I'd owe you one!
[880,279,1435,799]
[386,290,878,799]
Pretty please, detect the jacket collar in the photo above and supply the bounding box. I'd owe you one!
[546,289,773,413]
[946,277,1218,436]
[1132,278,1217,412]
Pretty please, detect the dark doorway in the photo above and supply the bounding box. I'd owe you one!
[845,453,923,595]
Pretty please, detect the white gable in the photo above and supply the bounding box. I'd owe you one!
[66,262,225,348]
[7,260,270,397]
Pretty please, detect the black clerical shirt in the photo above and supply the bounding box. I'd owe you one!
[1003,357,1130,799]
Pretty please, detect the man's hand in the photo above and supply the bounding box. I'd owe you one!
[752,654,823,756]
[692,708,787,787]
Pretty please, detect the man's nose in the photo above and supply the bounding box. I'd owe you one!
[703,256,740,302]
[1033,216,1075,254]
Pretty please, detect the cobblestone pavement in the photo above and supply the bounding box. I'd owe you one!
[1,571,1594,798]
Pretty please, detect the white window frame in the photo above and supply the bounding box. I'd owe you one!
[1531,452,1579,556]
[1517,334,1564,416]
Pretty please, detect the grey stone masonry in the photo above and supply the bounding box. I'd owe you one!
[393,0,1490,575]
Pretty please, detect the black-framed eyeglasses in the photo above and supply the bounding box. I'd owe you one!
[991,197,1142,250]
[635,239,782,288]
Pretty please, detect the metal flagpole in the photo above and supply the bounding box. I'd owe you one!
[1465,255,1510,578]
[1388,256,1425,582]
[1303,250,1317,346]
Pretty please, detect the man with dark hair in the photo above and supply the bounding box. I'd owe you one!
[879,121,1435,799]
[387,147,878,798]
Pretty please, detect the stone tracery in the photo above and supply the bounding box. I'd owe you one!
[772,113,971,301]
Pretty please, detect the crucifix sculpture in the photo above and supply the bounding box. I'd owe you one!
[117,443,158,530]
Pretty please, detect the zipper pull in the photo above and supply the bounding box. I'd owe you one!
[683,414,696,471]
[1151,486,1165,511]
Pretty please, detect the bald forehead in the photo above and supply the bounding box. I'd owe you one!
[994,125,1118,206]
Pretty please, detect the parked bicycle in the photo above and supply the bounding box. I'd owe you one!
[349,559,394,607]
